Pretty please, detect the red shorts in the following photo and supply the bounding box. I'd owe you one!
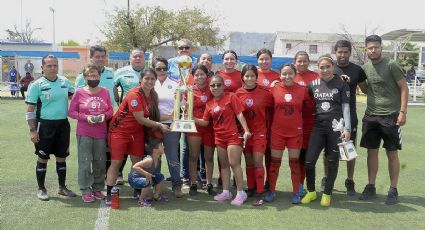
[215,133,241,149]
[109,131,144,160]
[244,133,267,154]
[270,133,303,151]
[187,125,215,147]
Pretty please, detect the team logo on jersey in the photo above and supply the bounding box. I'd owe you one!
[213,106,221,113]
[346,91,350,97]
[44,92,51,100]
[284,94,292,102]
[332,88,339,94]
[262,79,270,86]
[246,99,254,107]
[321,102,330,111]
[168,85,172,89]
[297,81,305,86]
[131,99,138,107]
[224,79,232,87]
[201,95,207,103]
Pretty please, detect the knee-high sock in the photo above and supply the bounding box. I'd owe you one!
[268,157,282,192]
[324,159,339,195]
[299,148,307,185]
[36,161,47,189]
[255,167,265,194]
[246,166,255,190]
[289,158,301,193]
[56,162,67,188]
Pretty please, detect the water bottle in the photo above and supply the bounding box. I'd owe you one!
[111,187,120,209]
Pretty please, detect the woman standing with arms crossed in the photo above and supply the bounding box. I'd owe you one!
[301,54,351,206]
[196,75,251,206]
[69,64,113,202]
[235,65,273,206]
[267,64,309,204]
[105,68,171,205]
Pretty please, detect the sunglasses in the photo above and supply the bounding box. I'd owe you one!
[178,46,191,50]
[209,83,222,88]
[155,67,167,72]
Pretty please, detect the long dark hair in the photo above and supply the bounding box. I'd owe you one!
[140,68,160,122]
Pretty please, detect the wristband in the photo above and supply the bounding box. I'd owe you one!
[26,111,36,120]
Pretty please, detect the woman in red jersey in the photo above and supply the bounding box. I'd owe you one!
[215,50,242,93]
[187,64,216,196]
[235,64,273,206]
[293,51,319,195]
[105,68,171,205]
[256,48,280,89]
[267,64,309,204]
[196,75,251,206]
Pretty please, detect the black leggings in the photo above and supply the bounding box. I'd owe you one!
[305,121,340,195]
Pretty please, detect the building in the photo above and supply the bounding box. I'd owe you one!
[223,32,275,55]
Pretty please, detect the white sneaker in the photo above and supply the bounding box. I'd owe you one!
[37,189,49,201]
[230,191,247,206]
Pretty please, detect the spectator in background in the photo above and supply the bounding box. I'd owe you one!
[25,60,35,75]
[9,66,20,96]
[20,72,34,99]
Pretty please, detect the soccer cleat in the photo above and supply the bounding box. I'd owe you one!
[359,184,377,200]
[264,191,276,202]
[92,191,105,200]
[189,183,198,196]
[292,192,301,204]
[37,189,49,201]
[182,179,190,190]
[320,177,327,193]
[345,178,356,196]
[385,187,398,205]
[214,191,233,201]
[58,186,77,197]
[82,193,95,203]
[320,194,331,206]
[301,191,317,204]
[231,191,248,206]
[116,174,124,185]
[207,184,217,196]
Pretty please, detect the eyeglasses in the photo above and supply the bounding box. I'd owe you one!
[155,67,167,72]
[209,83,222,88]
[178,46,191,50]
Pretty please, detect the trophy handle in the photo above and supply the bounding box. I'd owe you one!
[173,89,181,121]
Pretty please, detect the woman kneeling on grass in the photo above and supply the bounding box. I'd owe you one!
[195,75,251,206]
[68,64,113,203]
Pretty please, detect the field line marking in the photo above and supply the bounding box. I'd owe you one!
[94,201,110,230]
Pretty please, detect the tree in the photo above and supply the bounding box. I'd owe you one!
[384,42,419,69]
[101,6,225,52]
[5,20,43,43]
[59,40,80,46]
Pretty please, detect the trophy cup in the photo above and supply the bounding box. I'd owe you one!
[170,55,197,133]
[332,118,358,161]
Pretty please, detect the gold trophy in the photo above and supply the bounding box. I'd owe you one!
[170,55,197,133]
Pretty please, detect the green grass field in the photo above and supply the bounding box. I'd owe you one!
[1,97,425,230]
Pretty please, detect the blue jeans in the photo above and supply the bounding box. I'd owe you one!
[128,171,164,189]
[162,126,182,190]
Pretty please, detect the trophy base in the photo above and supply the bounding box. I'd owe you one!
[171,120,197,133]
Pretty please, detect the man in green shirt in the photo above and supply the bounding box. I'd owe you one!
[359,35,409,205]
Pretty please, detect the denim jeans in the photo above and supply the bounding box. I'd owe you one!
[162,125,182,190]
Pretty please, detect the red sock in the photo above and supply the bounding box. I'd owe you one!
[246,166,255,190]
[299,160,305,185]
[255,167,265,194]
[289,158,301,193]
[268,157,282,192]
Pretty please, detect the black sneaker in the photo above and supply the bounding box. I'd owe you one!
[345,178,356,196]
[207,184,217,196]
[189,184,197,196]
[385,187,398,205]
[359,184,376,200]
[245,188,255,198]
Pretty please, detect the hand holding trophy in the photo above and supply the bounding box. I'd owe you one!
[170,55,197,133]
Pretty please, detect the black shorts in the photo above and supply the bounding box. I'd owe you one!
[35,119,70,160]
[360,114,401,151]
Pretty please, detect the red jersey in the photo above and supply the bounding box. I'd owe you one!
[294,70,319,129]
[110,86,151,134]
[257,69,280,89]
[235,86,273,136]
[271,82,308,137]
[192,85,214,133]
[203,93,245,138]
[216,70,242,93]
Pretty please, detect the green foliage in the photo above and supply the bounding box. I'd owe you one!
[384,42,420,68]
[59,40,80,46]
[101,6,225,52]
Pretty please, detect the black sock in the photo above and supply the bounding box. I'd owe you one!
[56,162,67,188]
[107,185,113,196]
[36,162,47,189]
